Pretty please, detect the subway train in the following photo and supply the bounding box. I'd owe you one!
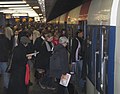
[49,0,120,94]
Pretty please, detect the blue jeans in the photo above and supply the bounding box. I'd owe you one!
[71,60,83,94]
[76,60,83,79]
[71,60,83,78]
[0,62,10,88]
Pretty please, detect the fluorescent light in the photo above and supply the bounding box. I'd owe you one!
[28,12,39,17]
[40,16,44,18]
[38,0,46,17]
[39,14,42,16]
[12,13,28,16]
[0,8,35,14]
[33,6,39,9]
[0,4,29,7]
[9,7,31,10]
[0,1,26,4]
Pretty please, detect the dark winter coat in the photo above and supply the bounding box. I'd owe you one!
[34,36,44,52]
[0,34,11,62]
[50,44,69,79]
[34,37,53,70]
[71,37,84,62]
[8,43,28,94]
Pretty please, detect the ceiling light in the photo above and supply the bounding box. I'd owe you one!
[33,6,39,9]
[12,13,28,17]
[38,0,46,17]
[0,4,29,7]
[39,14,42,16]
[9,7,31,10]
[0,8,38,17]
[0,1,26,4]
[40,16,44,18]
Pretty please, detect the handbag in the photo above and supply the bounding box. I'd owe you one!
[6,54,13,73]
[25,63,30,85]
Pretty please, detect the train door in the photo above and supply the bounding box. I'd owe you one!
[96,26,109,94]
[86,25,115,94]
[85,25,97,94]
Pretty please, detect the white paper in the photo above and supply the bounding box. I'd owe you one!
[59,73,71,87]
[26,51,39,57]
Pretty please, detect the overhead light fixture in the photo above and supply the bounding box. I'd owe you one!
[39,14,42,16]
[0,1,26,4]
[33,6,39,9]
[38,0,46,18]
[38,0,44,1]
[12,13,28,17]
[40,16,44,18]
[9,7,31,10]
[0,4,29,7]
[0,8,38,17]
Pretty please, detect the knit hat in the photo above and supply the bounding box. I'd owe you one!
[20,36,31,44]
[59,36,68,44]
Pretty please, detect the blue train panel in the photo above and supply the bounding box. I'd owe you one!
[86,25,115,94]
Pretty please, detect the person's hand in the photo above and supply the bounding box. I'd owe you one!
[26,54,32,60]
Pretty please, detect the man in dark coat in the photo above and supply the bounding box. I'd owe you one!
[71,29,85,94]
[34,32,54,89]
[50,36,69,94]
[8,36,31,94]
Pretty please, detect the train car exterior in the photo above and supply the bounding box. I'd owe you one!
[49,0,120,94]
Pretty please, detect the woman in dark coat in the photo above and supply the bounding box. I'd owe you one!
[8,36,31,94]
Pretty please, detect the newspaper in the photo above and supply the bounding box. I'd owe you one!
[59,73,71,87]
[26,51,39,57]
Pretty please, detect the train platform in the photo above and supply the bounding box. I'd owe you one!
[0,70,85,94]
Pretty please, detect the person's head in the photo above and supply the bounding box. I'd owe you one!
[20,36,31,47]
[26,31,33,40]
[76,29,83,38]
[6,23,10,27]
[14,29,19,35]
[53,32,61,40]
[44,32,53,42]
[59,36,69,47]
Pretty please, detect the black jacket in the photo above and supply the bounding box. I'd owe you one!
[0,34,11,62]
[8,43,28,94]
[71,37,84,62]
[34,37,53,70]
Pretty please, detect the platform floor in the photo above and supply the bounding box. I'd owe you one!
[0,68,85,94]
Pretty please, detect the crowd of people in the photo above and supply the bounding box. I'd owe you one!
[0,22,86,94]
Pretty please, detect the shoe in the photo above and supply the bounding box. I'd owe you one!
[47,86,56,90]
[38,82,46,89]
